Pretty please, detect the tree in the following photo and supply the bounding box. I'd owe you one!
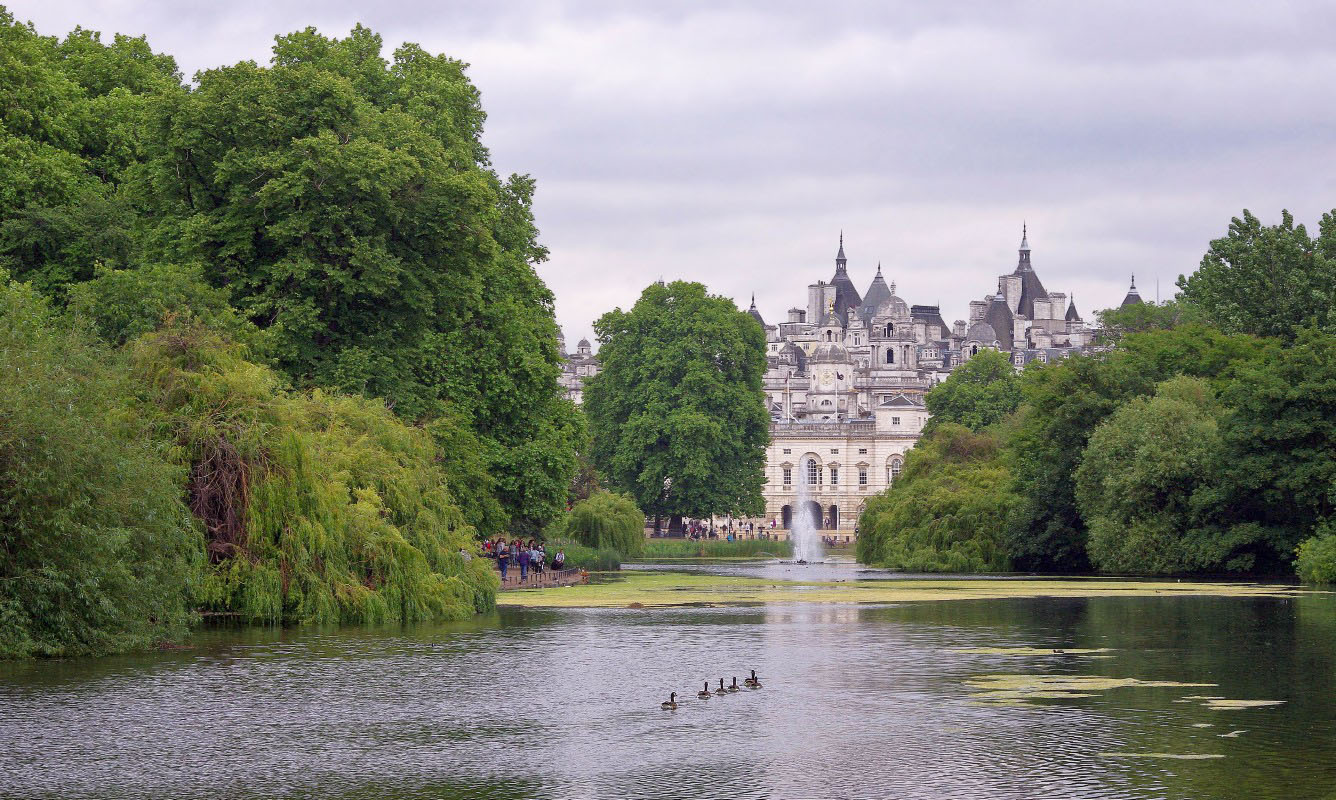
[1096,299,1198,343]
[924,348,1021,432]
[564,491,644,557]
[856,424,1015,572]
[0,274,200,657]
[1076,377,1271,574]
[584,281,769,522]
[1220,327,1336,562]
[131,26,577,532]
[1004,325,1273,572]
[1176,209,1336,340]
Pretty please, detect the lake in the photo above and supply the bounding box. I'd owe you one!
[1,561,1333,799]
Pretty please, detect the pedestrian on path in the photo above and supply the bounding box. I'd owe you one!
[518,545,531,582]
[496,538,510,580]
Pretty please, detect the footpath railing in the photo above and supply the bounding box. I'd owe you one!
[494,566,588,591]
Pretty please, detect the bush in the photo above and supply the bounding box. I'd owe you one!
[0,277,201,658]
[1296,526,1336,585]
[543,537,621,571]
[639,538,791,559]
[563,491,645,557]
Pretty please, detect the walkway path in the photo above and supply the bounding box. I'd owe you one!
[496,567,588,591]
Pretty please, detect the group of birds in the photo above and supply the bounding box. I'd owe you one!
[660,670,762,710]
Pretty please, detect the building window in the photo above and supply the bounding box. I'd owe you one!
[971,345,979,356]
[888,458,903,483]
[806,459,819,486]
[886,350,894,364]
[782,467,792,486]
[830,449,839,454]
[859,468,868,486]
[830,466,839,486]
[892,416,901,425]
[858,448,867,454]
[884,323,894,336]
[782,448,791,454]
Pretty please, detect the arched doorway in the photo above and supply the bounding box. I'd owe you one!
[829,504,839,529]
[804,500,823,530]
[781,505,792,529]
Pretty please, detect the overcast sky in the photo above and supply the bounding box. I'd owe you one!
[13,1,1336,346]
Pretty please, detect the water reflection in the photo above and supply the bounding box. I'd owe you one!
[1,591,1333,799]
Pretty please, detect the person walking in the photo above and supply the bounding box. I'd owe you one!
[518,544,531,582]
[496,538,509,581]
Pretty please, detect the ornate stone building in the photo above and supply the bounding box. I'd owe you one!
[755,228,1097,541]
[561,227,1125,541]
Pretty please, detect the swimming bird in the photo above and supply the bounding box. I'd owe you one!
[697,681,712,699]
[745,669,763,688]
[728,677,740,692]
[715,678,729,696]
[660,692,678,710]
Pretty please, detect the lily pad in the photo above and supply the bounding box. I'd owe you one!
[1101,752,1225,760]
[955,647,1116,656]
[1203,699,1285,710]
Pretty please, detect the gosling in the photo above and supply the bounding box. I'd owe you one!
[660,692,678,710]
[715,678,729,696]
[728,677,740,692]
[697,681,712,699]
[744,669,763,688]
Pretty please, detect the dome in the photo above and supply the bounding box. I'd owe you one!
[577,337,591,348]
[873,294,911,319]
[965,321,998,343]
[810,341,849,363]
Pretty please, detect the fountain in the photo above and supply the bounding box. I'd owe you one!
[790,470,824,564]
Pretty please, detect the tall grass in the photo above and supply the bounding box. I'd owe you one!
[542,537,621,571]
[638,538,792,559]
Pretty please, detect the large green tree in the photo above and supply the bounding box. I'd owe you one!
[923,348,1021,432]
[585,281,769,522]
[1177,209,1336,340]
[127,25,578,533]
[1004,325,1274,572]
[1076,377,1275,574]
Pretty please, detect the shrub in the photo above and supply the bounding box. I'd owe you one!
[1296,525,1336,585]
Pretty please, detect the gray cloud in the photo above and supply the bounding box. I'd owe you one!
[12,0,1336,344]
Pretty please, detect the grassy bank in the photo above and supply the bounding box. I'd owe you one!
[497,570,1312,608]
[638,538,793,560]
[542,537,621,571]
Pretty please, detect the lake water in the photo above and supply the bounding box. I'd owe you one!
[2,562,1334,799]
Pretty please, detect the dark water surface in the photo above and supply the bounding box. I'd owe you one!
[2,567,1334,799]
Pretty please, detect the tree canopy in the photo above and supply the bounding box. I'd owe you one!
[923,348,1021,432]
[584,281,769,521]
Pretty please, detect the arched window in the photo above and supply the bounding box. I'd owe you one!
[971,345,979,356]
[826,330,833,341]
[887,457,903,483]
[886,350,894,364]
[806,458,819,486]
[884,323,894,337]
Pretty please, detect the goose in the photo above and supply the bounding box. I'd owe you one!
[697,681,712,699]
[744,669,763,688]
[660,692,678,710]
[728,677,740,692]
[715,678,729,696]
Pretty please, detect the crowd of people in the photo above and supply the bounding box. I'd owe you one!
[482,538,566,582]
[680,519,777,541]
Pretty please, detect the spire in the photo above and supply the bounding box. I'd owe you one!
[890,280,896,295]
[1130,273,1137,290]
[1121,275,1144,308]
[875,261,882,277]
[1015,223,1033,273]
[835,230,847,269]
[749,292,757,310]
[1065,293,1081,322]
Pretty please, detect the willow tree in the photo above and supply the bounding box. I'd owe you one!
[584,281,769,527]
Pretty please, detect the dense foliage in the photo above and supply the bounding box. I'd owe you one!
[856,424,1014,572]
[0,14,579,540]
[0,278,200,657]
[0,13,579,655]
[923,349,1021,432]
[585,281,770,521]
[861,209,1336,581]
[562,491,645,558]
